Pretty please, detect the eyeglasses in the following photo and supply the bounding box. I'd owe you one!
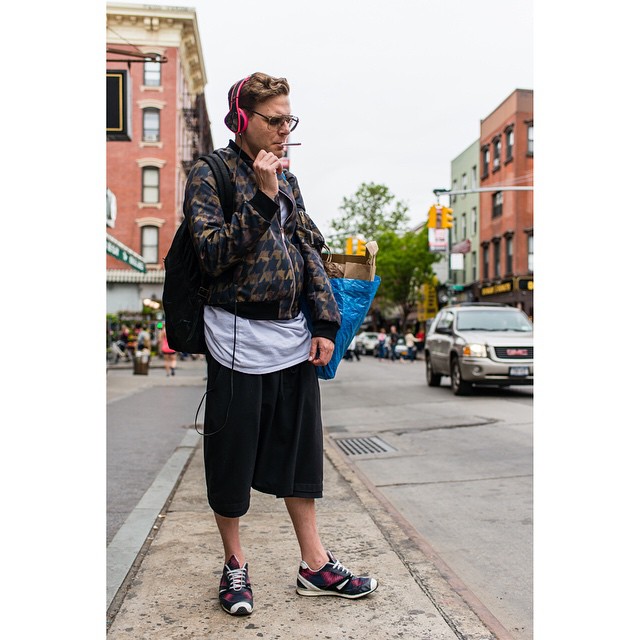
[249,110,299,132]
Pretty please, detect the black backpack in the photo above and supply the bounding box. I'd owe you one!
[162,151,233,354]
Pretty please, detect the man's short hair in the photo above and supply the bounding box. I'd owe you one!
[230,72,290,113]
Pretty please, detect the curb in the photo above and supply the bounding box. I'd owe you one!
[106,428,201,614]
[324,437,514,640]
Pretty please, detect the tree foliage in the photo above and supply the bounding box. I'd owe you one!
[375,227,441,331]
[327,182,410,252]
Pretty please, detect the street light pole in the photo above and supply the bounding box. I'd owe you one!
[434,186,533,197]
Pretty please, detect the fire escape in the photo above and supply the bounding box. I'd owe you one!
[181,94,213,174]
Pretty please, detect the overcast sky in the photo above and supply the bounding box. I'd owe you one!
[161,0,534,233]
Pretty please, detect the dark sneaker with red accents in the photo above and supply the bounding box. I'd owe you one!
[219,555,253,615]
[296,551,378,599]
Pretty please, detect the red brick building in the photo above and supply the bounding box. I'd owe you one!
[476,89,533,317]
[106,3,212,316]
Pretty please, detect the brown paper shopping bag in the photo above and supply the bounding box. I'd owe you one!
[322,241,378,281]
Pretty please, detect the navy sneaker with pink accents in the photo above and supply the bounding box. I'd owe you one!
[219,555,253,615]
[296,551,378,599]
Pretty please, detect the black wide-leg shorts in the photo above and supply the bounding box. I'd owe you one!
[203,353,324,518]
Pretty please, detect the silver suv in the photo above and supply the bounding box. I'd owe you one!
[425,303,533,395]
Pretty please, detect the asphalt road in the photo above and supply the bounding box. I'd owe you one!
[320,354,533,640]
[106,357,208,544]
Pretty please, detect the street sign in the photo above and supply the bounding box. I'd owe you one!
[428,228,448,252]
[107,234,146,273]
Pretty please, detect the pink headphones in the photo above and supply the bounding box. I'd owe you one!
[224,76,251,133]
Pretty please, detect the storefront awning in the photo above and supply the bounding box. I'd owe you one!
[107,233,146,273]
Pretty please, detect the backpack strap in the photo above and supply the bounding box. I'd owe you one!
[190,151,234,310]
[198,150,234,224]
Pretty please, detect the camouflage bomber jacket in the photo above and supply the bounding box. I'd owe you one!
[185,141,340,343]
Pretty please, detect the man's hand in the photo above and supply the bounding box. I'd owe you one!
[308,337,335,367]
[253,149,282,199]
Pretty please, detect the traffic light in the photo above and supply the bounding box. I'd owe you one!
[441,207,454,229]
[427,204,453,228]
[427,205,438,228]
[346,237,367,255]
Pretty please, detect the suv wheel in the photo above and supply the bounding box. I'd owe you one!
[450,356,472,396]
[425,354,441,387]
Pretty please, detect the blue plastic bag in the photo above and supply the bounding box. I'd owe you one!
[306,275,381,380]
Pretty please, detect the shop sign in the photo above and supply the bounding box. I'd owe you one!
[518,278,534,291]
[481,279,513,296]
[107,70,131,140]
[451,238,471,254]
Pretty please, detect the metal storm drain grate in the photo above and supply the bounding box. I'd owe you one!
[334,436,396,456]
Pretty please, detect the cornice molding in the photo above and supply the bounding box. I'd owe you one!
[107,3,207,94]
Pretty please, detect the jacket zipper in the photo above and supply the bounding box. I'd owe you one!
[279,221,297,316]
[278,187,299,317]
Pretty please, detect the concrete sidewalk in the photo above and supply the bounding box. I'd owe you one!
[106,360,504,639]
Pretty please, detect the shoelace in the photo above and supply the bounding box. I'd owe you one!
[330,558,353,578]
[226,566,248,591]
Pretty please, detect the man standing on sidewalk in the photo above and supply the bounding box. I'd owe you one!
[184,72,378,616]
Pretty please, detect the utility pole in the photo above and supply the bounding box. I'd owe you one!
[433,186,533,199]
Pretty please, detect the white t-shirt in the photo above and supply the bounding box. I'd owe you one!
[204,306,311,374]
[203,190,311,374]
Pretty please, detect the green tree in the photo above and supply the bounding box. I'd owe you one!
[375,227,441,332]
[327,182,409,252]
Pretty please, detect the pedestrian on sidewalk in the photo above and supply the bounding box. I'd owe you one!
[344,335,360,361]
[158,323,177,376]
[376,328,387,361]
[184,72,378,617]
[404,329,417,362]
[388,325,399,362]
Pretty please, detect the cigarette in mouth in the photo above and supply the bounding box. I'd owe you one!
[281,142,302,146]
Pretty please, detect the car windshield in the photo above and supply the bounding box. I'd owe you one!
[456,309,532,332]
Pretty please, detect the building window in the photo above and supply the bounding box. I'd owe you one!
[493,240,501,278]
[461,173,467,197]
[143,59,161,87]
[492,191,503,218]
[492,136,501,170]
[461,212,467,239]
[471,251,477,282]
[141,226,159,263]
[481,147,490,178]
[528,234,534,272]
[142,167,160,203]
[471,207,477,235]
[505,127,514,162]
[142,108,160,142]
[482,245,489,279]
[527,124,534,155]
[451,179,457,203]
[506,236,513,274]
[471,165,477,189]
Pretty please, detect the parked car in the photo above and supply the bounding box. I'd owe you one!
[425,303,533,395]
[355,331,379,355]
